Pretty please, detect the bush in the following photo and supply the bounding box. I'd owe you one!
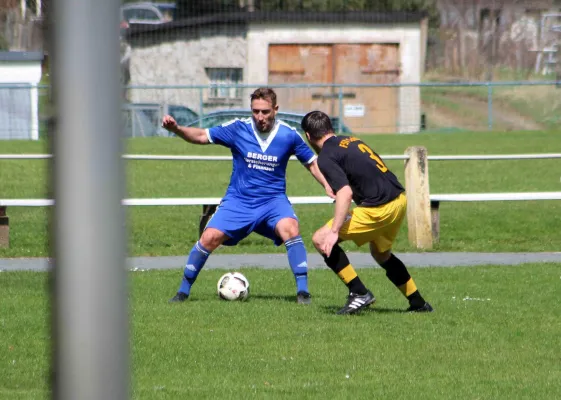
[0,34,9,50]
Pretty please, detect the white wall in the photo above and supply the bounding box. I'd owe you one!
[0,61,42,140]
[247,22,422,133]
[0,62,42,83]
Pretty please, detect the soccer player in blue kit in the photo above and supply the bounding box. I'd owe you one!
[161,87,334,304]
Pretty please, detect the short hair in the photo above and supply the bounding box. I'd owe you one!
[250,87,277,107]
[301,111,334,139]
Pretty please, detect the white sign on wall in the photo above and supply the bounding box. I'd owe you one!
[344,104,365,118]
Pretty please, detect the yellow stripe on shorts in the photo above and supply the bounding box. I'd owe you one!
[337,265,358,284]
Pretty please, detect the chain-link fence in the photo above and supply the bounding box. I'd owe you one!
[2,1,561,139]
[1,80,560,140]
[0,84,42,139]
[0,85,184,140]
[3,1,561,77]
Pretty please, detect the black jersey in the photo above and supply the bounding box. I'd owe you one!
[317,135,404,207]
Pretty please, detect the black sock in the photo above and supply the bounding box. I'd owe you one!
[323,244,368,295]
[380,253,426,307]
[407,291,426,309]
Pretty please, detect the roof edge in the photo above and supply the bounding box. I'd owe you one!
[0,51,45,62]
[126,10,427,38]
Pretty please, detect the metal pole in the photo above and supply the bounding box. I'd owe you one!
[487,82,493,130]
[338,86,343,134]
[51,0,128,399]
[199,87,204,128]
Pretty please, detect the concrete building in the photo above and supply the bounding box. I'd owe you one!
[125,12,427,134]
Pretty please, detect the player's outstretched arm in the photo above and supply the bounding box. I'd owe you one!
[161,115,210,145]
[305,160,336,199]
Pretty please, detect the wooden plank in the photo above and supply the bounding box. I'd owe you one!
[268,44,306,74]
[334,43,400,134]
[268,44,333,115]
[430,201,440,244]
[0,206,8,248]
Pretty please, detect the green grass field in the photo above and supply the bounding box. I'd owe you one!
[1,265,560,399]
[1,130,560,257]
[2,130,561,399]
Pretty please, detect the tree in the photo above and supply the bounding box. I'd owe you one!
[175,0,242,19]
[175,0,438,24]
[255,0,437,14]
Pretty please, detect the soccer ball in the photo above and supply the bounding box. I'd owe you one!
[217,272,250,301]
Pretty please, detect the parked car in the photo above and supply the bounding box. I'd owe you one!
[121,103,160,138]
[122,103,198,138]
[165,104,198,127]
[186,109,352,134]
[120,2,176,26]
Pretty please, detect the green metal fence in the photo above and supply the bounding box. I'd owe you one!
[1,80,559,139]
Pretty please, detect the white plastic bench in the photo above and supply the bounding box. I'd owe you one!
[1,192,560,245]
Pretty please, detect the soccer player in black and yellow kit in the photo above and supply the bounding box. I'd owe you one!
[301,111,433,315]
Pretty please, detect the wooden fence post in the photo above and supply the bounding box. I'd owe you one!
[404,146,433,249]
[431,201,440,244]
[0,206,9,248]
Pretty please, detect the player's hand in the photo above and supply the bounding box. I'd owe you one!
[162,115,178,131]
[321,231,339,257]
[325,186,336,199]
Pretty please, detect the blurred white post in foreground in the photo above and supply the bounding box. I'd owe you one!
[50,0,128,399]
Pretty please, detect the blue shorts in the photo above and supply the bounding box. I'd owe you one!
[205,196,298,246]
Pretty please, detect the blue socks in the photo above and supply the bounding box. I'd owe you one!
[178,241,210,295]
[285,236,309,294]
[178,237,309,296]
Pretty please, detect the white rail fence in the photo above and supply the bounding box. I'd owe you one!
[1,150,561,249]
[2,153,561,161]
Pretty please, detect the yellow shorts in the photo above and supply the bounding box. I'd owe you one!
[327,192,406,252]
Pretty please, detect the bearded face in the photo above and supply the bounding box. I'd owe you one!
[251,98,278,133]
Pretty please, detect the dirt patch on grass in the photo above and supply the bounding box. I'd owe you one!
[423,91,545,132]
[456,95,544,131]
[423,101,486,131]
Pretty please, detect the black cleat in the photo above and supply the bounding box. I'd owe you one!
[336,291,376,315]
[169,292,189,303]
[407,302,434,313]
[297,291,312,305]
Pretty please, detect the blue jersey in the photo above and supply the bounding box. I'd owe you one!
[206,118,316,205]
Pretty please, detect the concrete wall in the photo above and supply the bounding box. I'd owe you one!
[128,25,248,114]
[247,22,422,133]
